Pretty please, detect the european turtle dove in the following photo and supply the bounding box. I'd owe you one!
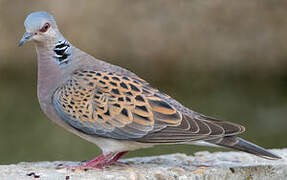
[19,12,281,169]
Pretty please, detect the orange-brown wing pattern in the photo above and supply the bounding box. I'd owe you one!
[52,70,182,139]
[53,69,245,141]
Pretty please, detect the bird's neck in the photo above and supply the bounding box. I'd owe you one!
[35,36,72,105]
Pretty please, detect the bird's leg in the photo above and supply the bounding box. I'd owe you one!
[65,152,114,170]
[109,151,128,163]
[83,151,128,169]
[84,153,113,167]
[103,151,129,166]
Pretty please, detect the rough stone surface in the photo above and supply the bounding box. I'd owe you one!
[0,149,286,180]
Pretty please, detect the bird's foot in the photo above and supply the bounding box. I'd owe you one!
[62,153,113,170]
[60,151,128,170]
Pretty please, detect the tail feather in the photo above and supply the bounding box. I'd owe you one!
[206,136,281,160]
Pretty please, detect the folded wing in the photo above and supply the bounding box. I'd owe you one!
[53,69,245,142]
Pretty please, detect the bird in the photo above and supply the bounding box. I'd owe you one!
[19,11,281,169]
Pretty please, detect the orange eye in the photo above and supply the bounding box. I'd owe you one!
[40,23,50,33]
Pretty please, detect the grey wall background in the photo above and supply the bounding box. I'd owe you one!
[0,0,286,164]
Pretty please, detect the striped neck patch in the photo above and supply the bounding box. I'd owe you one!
[53,40,72,65]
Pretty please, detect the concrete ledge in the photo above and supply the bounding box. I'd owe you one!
[0,149,286,180]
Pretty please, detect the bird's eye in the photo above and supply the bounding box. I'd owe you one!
[40,23,50,33]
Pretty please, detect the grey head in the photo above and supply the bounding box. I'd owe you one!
[19,11,62,46]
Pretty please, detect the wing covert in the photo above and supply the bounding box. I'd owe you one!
[53,70,182,139]
[53,69,245,142]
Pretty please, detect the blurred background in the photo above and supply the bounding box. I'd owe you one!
[0,0,287,164]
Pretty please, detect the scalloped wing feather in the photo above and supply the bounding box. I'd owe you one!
[137,113,245,143]
[53,70,182,139]
[53,70,245,141]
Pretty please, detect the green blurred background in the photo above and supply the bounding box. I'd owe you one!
[0,0,287,164]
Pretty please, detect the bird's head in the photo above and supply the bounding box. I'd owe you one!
[19,11,60,46]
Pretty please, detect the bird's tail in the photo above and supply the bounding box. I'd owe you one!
[206,136,281,160]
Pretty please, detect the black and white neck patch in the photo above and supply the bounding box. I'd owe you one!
[53,40,72,65]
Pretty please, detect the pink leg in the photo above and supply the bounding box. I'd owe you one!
[65,153,113,170]
[84,153,112,167]
[109,151,128,163]
[101,151,129,167]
